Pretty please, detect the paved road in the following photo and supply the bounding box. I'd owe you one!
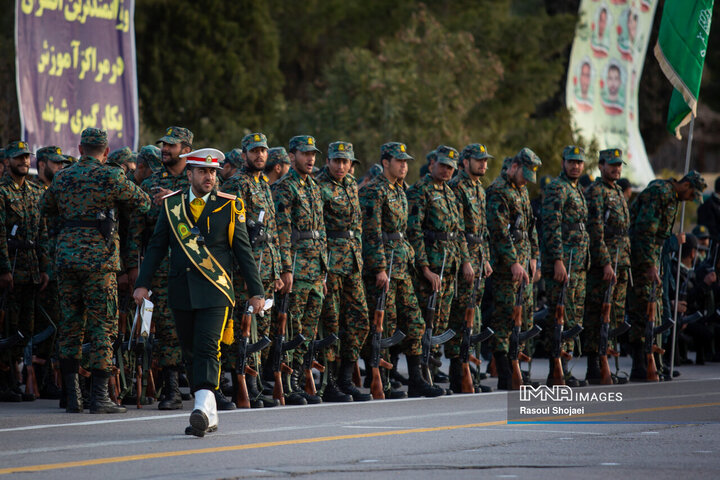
[1,356,718,480]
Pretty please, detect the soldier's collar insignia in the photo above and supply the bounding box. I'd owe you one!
[210,195,216,201]
[262,174,269,182]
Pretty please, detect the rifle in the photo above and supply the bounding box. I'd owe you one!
[271,252,305,405]
[644,282,661,381]
[303,332,338,396]
[129,303,156,407]
[235,303,271,408]
[459,275,494,393]
[369,250,406,399]
[599,249,621,385]
[549,251,583,386]
[509,271,542,390]
[22,323,56,399]
[420,249,456,384]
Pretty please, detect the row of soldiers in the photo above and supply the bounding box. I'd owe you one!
[0,126,708,411]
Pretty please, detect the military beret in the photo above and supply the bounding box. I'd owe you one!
[328,141,356,161]
[81,128,108,146]
[562,145,586,162]
[381,142,413,161]
[267,147,291,168]
[599,148,624,165]
[37,146,66,163]
[137,145,161,172]
[461,143,493,161]
[692,224,710,239]
[513,147,542,183]
[4,140,31,158]
[224,148,244,168]
[241,133,268,152]
[435,145,460,169]
[681,170,707,204]
[289,135,320,153]
[157,126,193,146]
[107,147,136,167]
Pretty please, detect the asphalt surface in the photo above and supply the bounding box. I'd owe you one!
[1,355,719,480]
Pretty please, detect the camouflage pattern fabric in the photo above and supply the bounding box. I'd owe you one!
[583,268,629,353]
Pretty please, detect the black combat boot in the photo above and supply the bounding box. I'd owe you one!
[630,342,647,381]
[322,362,353,403]
[0,365,22,402]
[214,386,237,410]
[291,361,322,404]
[59,358,82,412]
[562,358,587,387]
[407,355,444,397]
[389,353,409,385]
[494,351,512,391]
[381,367,407,399]
[283,369,307,405]
[449,357,463,393]
[337,359,372,401]
[158,368,183,410]
[585,353,602,385]
[247,375,277,408]
[89,370,127,414]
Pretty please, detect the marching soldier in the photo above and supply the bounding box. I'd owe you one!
[272,135,327,404]
[133,148,263,436]
[540,146,590,387]
[447,143,494,393]
[41,128,150,414]
[627,170,706,381]
[583,148,630,384]
[0,141,50,402]
[486,148,542,390]
[360,142,443,398]
[264,147,291,185]
[317,141,371,402]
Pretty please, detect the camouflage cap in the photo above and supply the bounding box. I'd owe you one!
[513,147,542,183]
[157,126,193,146]
[267,147,291,168]
[289,135,321,153]
[4,141,31,158]
[426,149,437,163]
[63,154,78,164]
[137,145,162,172]
[435,145,459,169]
[692,224,710,239]
[381,142,413,161]
[599,148,625,165]
[539,174,553,191]
[81,128,108,146]
[107,147,136,167]
[224,148,244,168]
[366,163,384,180]
[562,145,586,162]
[328,141,356,161]
[501,156,513,173]
[241,132,268,151]
[461,143,494,161]
[36,146,66,163]
[681,170,707,204]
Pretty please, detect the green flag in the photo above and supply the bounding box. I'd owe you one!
[654,0,714,139]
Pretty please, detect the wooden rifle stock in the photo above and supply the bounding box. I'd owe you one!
[599,301,613,385]
[646,297,660,382]
[370,309,387,400]
[25,362,39,400]
[510,303,524,391]
[272,312,290,405]
[352,362,362,388]
[549,303,565,386]
[460,305,475,393]
[235,308,254,409]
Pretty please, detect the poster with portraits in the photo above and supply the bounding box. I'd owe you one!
[565,0,658,186]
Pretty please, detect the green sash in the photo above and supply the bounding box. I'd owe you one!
[164,193,235,305]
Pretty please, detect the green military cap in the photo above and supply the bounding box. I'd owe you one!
[681,170,707,204]
[435,145,459,169]
[328,141,356,161]
[692,224,710,239]
[562,145,585,162]
[63,154,77,164]
[241,132,268,151]
[366,163,383,179]
[599,148,625,165]
[352,157,361,165]
[157,126,193,146]
[137,145,161,172]
[539,174,553,191]
[501,156,513,173]
[381,142,413,161]
[36,146,66,163]
[5,140,31,158]
[107,147,136,167]
[224,148,244,168]
[267,147,291,168]
[513,147,542,183]
[81,127,108,146]
[426,149,437,163]
[461,143,494,160]
[289,135,321,153]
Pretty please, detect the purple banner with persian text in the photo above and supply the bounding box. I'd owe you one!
[15,0,138,157]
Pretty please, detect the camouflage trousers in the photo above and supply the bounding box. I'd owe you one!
[627,272,663,344]
[289,277,325,365]
[150,277,182,368]
[542,270,587,354]
[363,273,425,356]
[487,272,534,353]
[320,270,370,363]
[57,270,117,372]
[1,282,37,363]
[414,269,456,355]
[446,275,485,358]
[582,267,629,353]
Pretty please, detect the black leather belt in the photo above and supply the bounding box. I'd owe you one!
[563,223,586,232]
[604,226,629,238]
[424,231,461,241]
[6,238,35,250]
[64,219,101,229]
[381,231,404,242]
[465,233,483,244]
[326,230,357,239]
[291,229,321,241]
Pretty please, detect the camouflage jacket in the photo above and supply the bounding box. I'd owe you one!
[221,166,281,282]
[586,177,630,270]
[486,172,539,269]
[540,171,590,273]
[272,167,327,281]
[316,166,363,275]
[359,174,414,278]
[630,179,679,273]
[40,156,150,272]
[126,166,189,271]
[449,170,490,271]
[406,174,469,272]
[0,177,49,283]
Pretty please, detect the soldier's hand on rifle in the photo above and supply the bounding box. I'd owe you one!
[323,280,327,296]
[375,269,389,291]
[461,261,474,283]
[602,263,616,282]
[422,266,441,291]
[38,272,49,292]
[553,259,568,283]
[127,267,139,288]
[704,271,717,285]
[510,262,528,284]
[248,295,265,314]
[280,272,293,294]
[647,265,661,285]
[0,272,13,290]
[483,260,493,278]
[274,278,284,292]
[133,287,150,306]
[152,188,173,205]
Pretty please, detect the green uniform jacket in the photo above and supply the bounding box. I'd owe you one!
[135,188,263,310]
[586,177,630,269]
[448,170,490,271]
[630,179,679,273]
